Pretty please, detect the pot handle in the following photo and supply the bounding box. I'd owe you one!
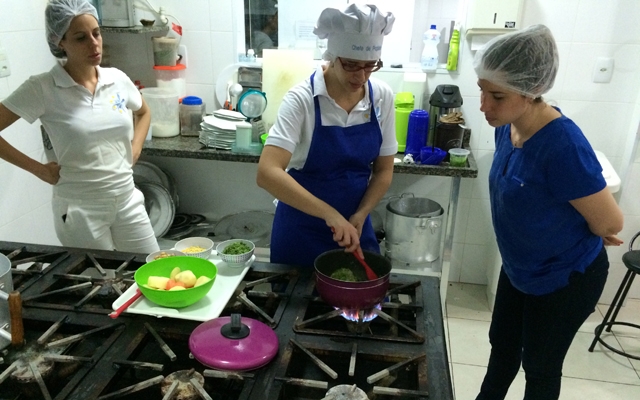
[386,192,414,204]
[0,290,23,347]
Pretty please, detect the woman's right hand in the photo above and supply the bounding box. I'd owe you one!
[37,162,61,185]
[328,216,361,254]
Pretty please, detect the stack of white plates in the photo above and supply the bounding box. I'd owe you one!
[199,112,246,150]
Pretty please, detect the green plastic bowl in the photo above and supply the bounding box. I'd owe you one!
[134,256,217,308]
[260,133,268,145]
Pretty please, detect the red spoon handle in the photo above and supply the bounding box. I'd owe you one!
[353,251,378,280]
[110,289,142,319]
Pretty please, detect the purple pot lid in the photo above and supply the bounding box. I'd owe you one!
[189,315,278,371]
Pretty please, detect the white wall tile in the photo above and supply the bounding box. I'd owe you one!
[464,199,493,246]
[209,0,233,32]
[0,78,9,100]
[558,100,633,158]
[0,0,47,32]
[181,31,214,84]
[452,197,470,243]
[560,43,640,103]
[619,162,640,216]
[0,31,55,93]
[571,0,640,45]
[460,243,492,284]
[470,150,492,200]
[449,238,464,282]
[521,0,579,42]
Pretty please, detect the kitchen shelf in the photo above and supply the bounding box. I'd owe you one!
[141,135,478,178]
[100,25,168,34]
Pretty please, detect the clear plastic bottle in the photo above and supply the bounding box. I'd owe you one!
[421,25,440,72]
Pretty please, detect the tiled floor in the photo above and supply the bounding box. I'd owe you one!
[445,283,640,400]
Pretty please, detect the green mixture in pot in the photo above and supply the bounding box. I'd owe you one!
[330,267,359,282]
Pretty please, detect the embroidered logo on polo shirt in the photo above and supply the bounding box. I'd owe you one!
[110,93,126,113]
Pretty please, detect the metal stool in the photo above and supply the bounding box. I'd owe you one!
[588,231,640,360]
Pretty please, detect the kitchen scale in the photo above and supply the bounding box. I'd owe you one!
[232,89,268,155]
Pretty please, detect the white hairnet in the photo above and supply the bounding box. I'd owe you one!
[473,24,559,98]
[314,4,394,61]
[45,0,99,58]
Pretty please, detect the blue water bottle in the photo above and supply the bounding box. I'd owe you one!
[405,110,429,160]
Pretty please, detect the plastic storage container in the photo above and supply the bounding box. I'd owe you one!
[154,64,186,99]
[152,37,179,66]
[421,25,440,72]
[394,92,414,153]
[140,88,179,138]
[180,96,205,136]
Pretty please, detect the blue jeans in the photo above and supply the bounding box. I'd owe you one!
[476,246,609,400]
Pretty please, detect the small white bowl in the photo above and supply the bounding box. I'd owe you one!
[175,237,214,259]
[216,239,255,267]
[146,249,186,263]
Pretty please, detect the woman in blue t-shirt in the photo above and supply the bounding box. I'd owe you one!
[473,25,623,400]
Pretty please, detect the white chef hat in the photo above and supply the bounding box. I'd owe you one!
[314,4,395,61]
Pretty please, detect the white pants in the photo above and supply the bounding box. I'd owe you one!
[52,188,160,254]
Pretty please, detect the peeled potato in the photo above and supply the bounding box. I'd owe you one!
[194,276,211,287]
[169,286,186,291]
[176,270,197,288]
[169,267,181,280]
[148,276,170,290]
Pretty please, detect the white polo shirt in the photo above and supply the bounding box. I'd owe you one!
[3,62,140,199]
[265,65,397,171]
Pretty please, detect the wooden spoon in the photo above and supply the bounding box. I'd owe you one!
[110,289,142,319]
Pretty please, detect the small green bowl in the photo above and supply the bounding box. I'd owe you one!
[134,256,217,308]
[260,133,268,145]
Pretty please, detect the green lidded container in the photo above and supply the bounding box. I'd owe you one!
[394,92,415,153]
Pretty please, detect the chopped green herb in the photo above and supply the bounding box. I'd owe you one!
[223,242,251,255]
[330,267,359,282]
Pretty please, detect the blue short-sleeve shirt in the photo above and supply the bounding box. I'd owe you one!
[489,111,606,295]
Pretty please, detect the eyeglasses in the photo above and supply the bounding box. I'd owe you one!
[338,58,383,73]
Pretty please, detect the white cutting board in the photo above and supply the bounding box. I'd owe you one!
[111,253,253,321]
[261,49,314,129]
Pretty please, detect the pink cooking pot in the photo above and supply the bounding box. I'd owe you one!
[314,249,391,310]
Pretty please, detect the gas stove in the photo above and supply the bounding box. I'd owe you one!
[0,241,452,400]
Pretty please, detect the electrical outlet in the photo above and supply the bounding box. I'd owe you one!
[592,57,613,83]
[0,48,10,78]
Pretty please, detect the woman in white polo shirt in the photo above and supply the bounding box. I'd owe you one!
[0,0,159,253]
[256,4,397,267]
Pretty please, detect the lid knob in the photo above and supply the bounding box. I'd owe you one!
[220,313,250,339]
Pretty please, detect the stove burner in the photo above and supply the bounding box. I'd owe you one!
[160,369,205,400]
[324,384,369,400]
[5,342,55,383]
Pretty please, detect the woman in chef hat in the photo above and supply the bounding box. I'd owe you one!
[0,0,159,253]
[473,25,623,400]
[257,4,397,267]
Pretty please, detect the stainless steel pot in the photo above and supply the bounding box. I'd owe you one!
[0,253,14,349]
[384,194,444,263]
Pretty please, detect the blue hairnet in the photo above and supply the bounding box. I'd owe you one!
[45,0,99,58]
[473,25,559,98]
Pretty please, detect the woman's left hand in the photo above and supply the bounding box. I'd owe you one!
[603,235,623,246]
[348,212,367,238]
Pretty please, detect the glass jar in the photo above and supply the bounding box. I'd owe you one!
[180,96,205,136]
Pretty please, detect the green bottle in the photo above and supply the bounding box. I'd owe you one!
[446,24,461,71]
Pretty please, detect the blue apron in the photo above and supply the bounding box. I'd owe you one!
[270,72,382,267]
